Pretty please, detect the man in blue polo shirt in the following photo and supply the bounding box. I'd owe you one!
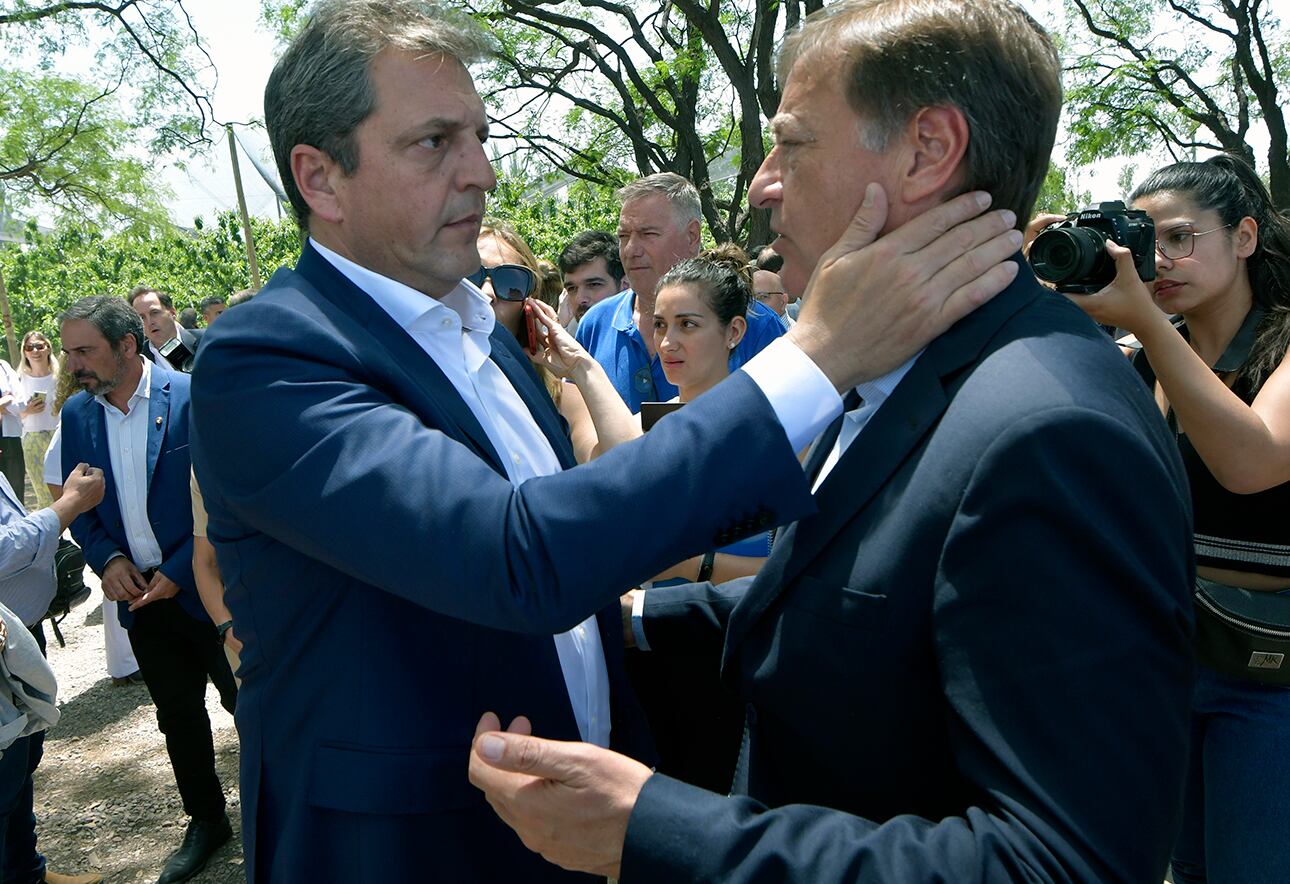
[575,173,785,412]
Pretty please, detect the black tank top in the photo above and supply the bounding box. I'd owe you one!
[1132,308,1290,577]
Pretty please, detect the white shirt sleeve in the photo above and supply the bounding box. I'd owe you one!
[739,336,843,452]
[43,425,63,486]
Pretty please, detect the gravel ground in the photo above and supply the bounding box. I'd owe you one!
[33,566,246,884]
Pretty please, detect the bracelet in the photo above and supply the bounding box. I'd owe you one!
[216,620,234,644]
[697,551,716,583]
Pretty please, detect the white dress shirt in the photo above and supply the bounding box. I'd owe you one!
[311,240,616,747]
[97,357,164,570]
[811,354,921,492]
[0,360,24,438]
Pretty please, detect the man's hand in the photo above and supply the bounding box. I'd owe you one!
[468,712,652,879]
[100,556,147,602]
[61,463,105,513]
[788,185,1022,391]
[128,571,182,611]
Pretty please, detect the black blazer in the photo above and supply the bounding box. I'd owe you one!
[623,264,1196,883]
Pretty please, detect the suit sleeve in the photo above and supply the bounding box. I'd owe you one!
[638,577,752,657]
[621,407,1194,884]
[159,534,195,592]
[190,308,816,636]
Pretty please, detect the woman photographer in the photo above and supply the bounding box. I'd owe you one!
[1069,153,1290,884]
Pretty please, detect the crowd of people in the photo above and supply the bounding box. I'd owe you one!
[0,0,1288,882]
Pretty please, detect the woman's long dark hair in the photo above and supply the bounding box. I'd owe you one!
[1132,154,1290,393]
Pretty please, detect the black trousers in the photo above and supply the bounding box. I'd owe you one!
[127,598,237,821]
[0,441,23,503]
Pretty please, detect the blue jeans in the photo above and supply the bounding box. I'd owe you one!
[1171,663,1290,884]
[0,624,45,884]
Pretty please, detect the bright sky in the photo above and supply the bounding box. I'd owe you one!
[62,0,1214,228]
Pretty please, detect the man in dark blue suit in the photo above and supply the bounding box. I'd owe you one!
[187,2,1020,882]
[470,1,1196,882]
[59,297,237,883]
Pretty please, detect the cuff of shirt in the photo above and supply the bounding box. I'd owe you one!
[739,336,842,452]
[631,588,651,652]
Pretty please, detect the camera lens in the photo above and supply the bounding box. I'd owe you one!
[1030,227,1107,286]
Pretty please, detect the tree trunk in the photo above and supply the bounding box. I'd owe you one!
[0,265,16,366]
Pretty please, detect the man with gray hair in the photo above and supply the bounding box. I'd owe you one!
[189,0,1021,881]
[575,172,788,412]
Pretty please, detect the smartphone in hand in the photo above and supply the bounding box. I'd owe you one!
[524,300,540,356]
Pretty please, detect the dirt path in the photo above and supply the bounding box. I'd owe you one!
[33,568,245,883]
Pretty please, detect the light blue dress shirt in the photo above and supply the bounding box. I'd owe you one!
[0,473,58,627]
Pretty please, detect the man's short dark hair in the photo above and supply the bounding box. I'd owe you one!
[749,245,784,273]
[558,230,624,284]
[128,285,174,311]
[198,296,227,312]
[62,296,147,355]
[177,307,199,329]
[228,288,258,308]
[265,0,493,230]
[780,0,1061,226]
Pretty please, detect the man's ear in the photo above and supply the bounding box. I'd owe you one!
[291,145,345,224]
[685,218,702,252]
[894,105,970,207]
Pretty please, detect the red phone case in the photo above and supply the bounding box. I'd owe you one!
[524,301,539,355]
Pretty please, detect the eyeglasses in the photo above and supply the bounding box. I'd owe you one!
[1156,224,1232,260]
[467,264,535,302]
[23,342,48,352]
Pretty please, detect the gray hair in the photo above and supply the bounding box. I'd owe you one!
[615,173,702,227]
[778,0,1060,227]
[61,296,147,355]
[265,0,494,229]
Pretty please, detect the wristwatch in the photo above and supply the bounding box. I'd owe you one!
[216,620,234,644]
[697,551,716,583]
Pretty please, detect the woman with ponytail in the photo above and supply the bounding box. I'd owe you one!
[1072,153,1290,884]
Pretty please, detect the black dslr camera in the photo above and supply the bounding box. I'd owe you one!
[1028,201,1156,294]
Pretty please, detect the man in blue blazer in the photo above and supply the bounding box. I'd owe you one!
[469,1,1196,882]
[59,297,237,884]
[187,2,1019,882]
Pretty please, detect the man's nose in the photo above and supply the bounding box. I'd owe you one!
[749,152,781,210]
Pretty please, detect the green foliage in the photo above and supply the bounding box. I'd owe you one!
[1060,0,1289,206]
[485,174,619,261]
[0,212,301,363]
[0,69,170,230]
[1035,162,1093,215]
[1,0,217,153]
[258,0,311,44]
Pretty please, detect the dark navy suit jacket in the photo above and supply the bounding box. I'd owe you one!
[622,265,1197,883]
[188,244,816,883]
[60,362,202,630]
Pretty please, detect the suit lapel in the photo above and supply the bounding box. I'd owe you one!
[488,334,576,469]
[295,246,510,477]
[82,398,123,530]
[723,364,949,652]
[146,365,170,494]
[723,265,1041,656]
